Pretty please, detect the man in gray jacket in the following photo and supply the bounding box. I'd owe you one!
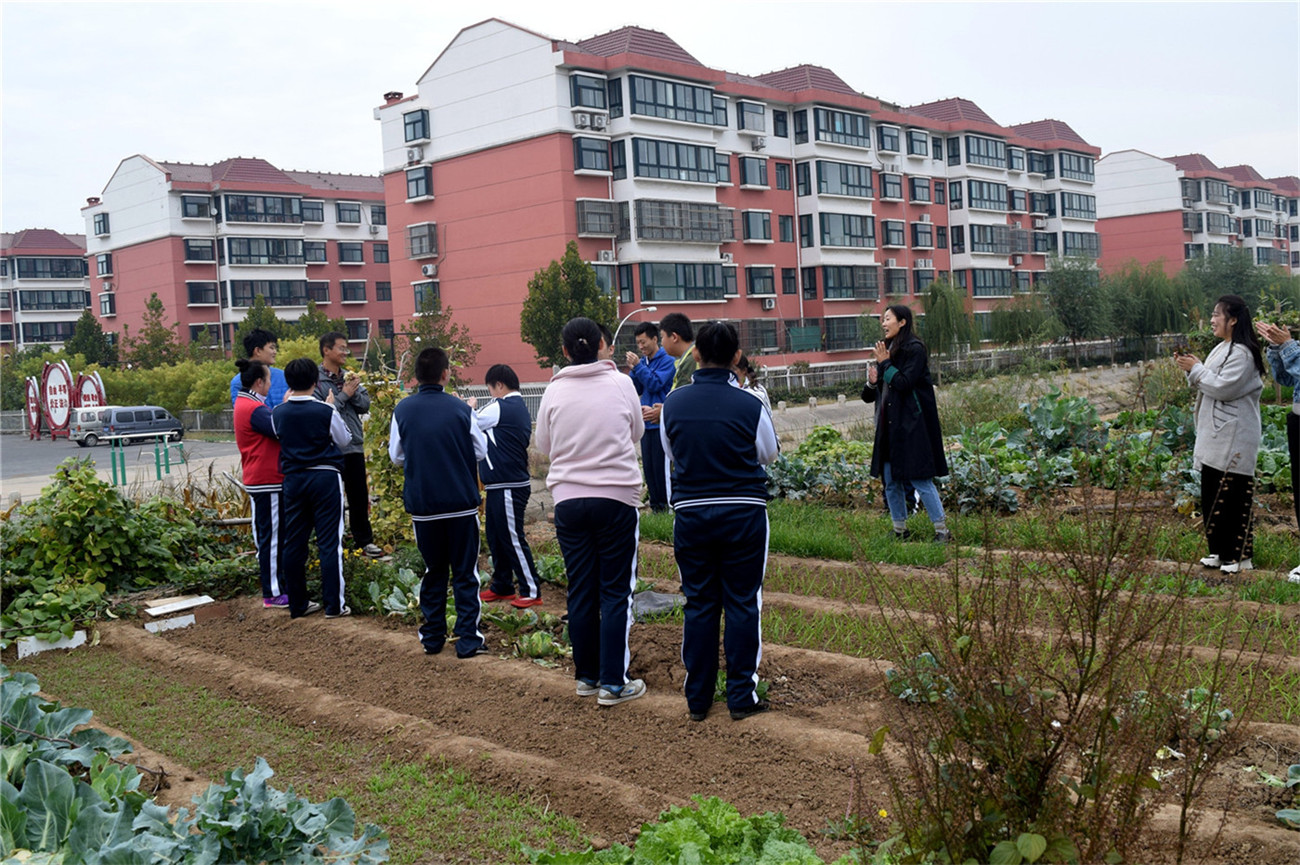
[315,331,381,557]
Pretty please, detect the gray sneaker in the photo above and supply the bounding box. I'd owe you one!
[597,679,647,706]
[933,529,953,544]
[294,601,322,618]
[362,544,384,558]
[576,679,600,697]
[325,605,352,618]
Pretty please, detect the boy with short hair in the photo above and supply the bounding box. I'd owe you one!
[389,347,489,657]
[272,357,352,619]
[658,312,696,391]
[229,328,288,407]
[471,364,542,608]
[625,322,675,512]
[315,331,380,558]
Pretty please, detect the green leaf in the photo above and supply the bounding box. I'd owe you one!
[1017,833,1048,863]
[0,783,26,857]
[1277,808,1300,829]
[868,726,888,756]
[990,840,1023,865]
[18,759,78,851]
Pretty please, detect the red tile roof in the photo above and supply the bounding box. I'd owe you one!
[753,65,858,96]
[906,97,998,126]
[1268,175,1300,194]
[1219,164,1267,184]
[571,26,701,66]
[282,171,383,194]
[210,157,297,185]
[1010,119,1090,147]
[1,229,86,254]
[155,158,381,194]
[1165,153,1220,173]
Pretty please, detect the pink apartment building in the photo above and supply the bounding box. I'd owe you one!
[0,230,90,352]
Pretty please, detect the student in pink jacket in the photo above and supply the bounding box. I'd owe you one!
[535,317,646,707]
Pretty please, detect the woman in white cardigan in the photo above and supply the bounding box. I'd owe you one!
[1175,295,1265,574]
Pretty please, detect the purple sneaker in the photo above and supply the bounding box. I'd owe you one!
[263,594,289,609]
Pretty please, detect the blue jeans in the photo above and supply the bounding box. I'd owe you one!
[883,462,945,526]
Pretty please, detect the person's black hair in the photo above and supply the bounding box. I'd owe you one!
[415,347,450,385]
[735,353,754,374]
[658,312,694,343]
[284,357,319,391]
[884,304,919,350]
[694,321,739,367]
[561,317,602,365]
[1215,294,1265,376]
[235,358,269,391]
[319,331,347,357]
[633,321,660,341]
[243,328,277,358]
[484,363,519,391]
[599,324,614,351]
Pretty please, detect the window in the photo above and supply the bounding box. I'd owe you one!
[816,160,873,197]
[951,225,966,254]
[1015,272,1032,293]
[226,194,302,224]
[21,322,77,343]
[404,109,430,142]
[341,281,366,302]
[971,224,1012,254]
[1033,232,1057,253]
[228,280,312,307]
[629,75,724,126]
[778,215,794,243]
[881,220,905,247]
[1181,178,1201,201]
[801,267,817,299]
[182,195,213,218]
[371,205,386,225]
[93,213,110,235]
[964,135,1007,168]
[592,264,615,296]
[304,241,327,263]
[947,137,961,166]
[747,267,775,296]
[879,173,903,200]
[611,140,627,179]
[0,291,8,309]
[336,202,362,223]
[1205,213,1234,235]
[819,213,876,248]
[715,153,731,183]
[1008,148,1026,172]
[187,282,219,305]
[971,269,1013,297]
[1061,232,1101,258]
[338,242,364,264]
[825,317,866,351]
[574,137,610,172]
[932,136,944,161]
[906,130,928,156]
[737,101,766,132]
[634,200,736,243]
[96,253,112,276]
[1060,192,1097,220]
[1058,152,1095,181]
[413,281,439,309]
[638,262,727,302]
[934,182,947,205]
[822,265,879,300]
[1027,150,1054,177]
[301,200,324,223]
[936,226,948,249]
[306,281,330,303]
[16,289,90,310]
[571,74,607,109]
[632,138,718,183]
[723,267,737,296]
[406,167,432,199]
[407,223,438,258]
[909,177,931,203]
[799,214,813,248]
[912,223,933,248]
[773,110,788,138]
[813,107,870,148]
[774,162,791,190]
[782,267,797,294]
[373,243,389,263]
[793,109,808,144]
[576,200,618,236]
[99,293,116,316]
[876,125,900,152]
[743,211,772,241]
[967,180,1007,211]
[183,239,216,261]
[796,162,810,196]
[913,269,935,293]
[1204,180,1231,205]
[375,282,391,302]
[884,268,907,296]
[1009,189,1028,212]
[607,79,623,117]
[1030,192,1056,216]
[346,320,369,342]
[227,238,305,265]
[188,324,220,344]
[738,157,768,187]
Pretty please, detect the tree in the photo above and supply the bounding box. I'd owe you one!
[397,293,480,390]
[233,295,292,358]
[1043,256,1108,369]
[125,293,183,369]
[990,293,1062,347]
[1104,260,1187,359]
[288,300,347,342]
[519,241,618,368]
[64,309,118,366]
[918,277,972,362]
[1176,247,1272,311]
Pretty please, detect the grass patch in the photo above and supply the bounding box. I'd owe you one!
[14,649,588,863]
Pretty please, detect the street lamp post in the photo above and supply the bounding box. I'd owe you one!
[612,305,658,350]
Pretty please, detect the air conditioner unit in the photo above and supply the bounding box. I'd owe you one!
[721,252,734,264]
[751,136,767,151]
[1033,217,1047,229]
[369,225,380,235]
[597,249,615,262]
[1013,220,1022,229]
[761,297,776,311]
[882,163,900,174]
[1012,254,1024,265]
[421,263,438,277]
[916,259,933,269]
[886,258,898,268]
[574,112,592,129]
[1182,198,1194,208]
[406,146,423,163]
[102,282,113,291]
[920,214,931,223]
[1227,205,1235,214]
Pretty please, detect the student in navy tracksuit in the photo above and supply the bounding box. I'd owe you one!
[272,358,352,619]
[625,322,676,512]
[389,347,489,658]
[472,364,542,608]
[660,321,779,722]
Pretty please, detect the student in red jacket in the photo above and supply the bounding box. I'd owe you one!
[234,359,286,608]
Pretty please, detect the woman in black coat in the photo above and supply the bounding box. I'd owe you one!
[861,304,951,542]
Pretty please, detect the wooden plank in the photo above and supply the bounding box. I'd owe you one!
[144,596,215,617]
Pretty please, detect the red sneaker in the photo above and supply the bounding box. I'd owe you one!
[479,588,516,602]
[510,596,543,609]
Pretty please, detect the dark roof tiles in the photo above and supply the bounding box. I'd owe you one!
[1,229,86,254]
[155,158,380,194]
[754,65,858,96]
[1010,119,1090,147]
[1165,153,1221,173]
[906,97,999,126]
[572,26,701,65]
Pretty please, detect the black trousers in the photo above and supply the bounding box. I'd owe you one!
[341,452,373,547]
[485,486,539,599]
[642,429,668,512]
[1290,412,1299,532]
[1201,464,1254,563]
[413,515,485,657]
[281,470,345,617]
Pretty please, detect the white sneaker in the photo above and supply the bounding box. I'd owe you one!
[1199,555,1222,568]
[597,679,647,706]
[1287,565,1300,585]
[1219,559,1253,574]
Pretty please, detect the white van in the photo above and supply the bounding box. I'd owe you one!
[71,406,120,447]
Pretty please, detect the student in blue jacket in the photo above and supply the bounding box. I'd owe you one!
[1258,319,1300,583]
[625,321,676,512]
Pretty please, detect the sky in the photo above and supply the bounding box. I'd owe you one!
[3,1,1297,236]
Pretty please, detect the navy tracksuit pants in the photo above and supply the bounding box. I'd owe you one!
[674,503,769,714]
[413,515,485,657]
[642,429,668,512]
[554,498,639,689]
[281,470,345,617]
[249,488,283,599]
[484,486,540,599]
